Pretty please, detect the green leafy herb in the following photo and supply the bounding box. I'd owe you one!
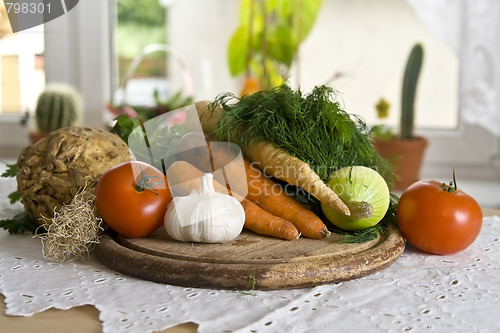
[212,84,394,183]
[236,269,258,297]
[8,191,21,204]
[0,210,39,235]
[110,114,142,144]
[1,163,17,178]
[341,224,387,243]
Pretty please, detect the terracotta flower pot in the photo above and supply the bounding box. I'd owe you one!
[29,131,48,144]
[373,136,428,191]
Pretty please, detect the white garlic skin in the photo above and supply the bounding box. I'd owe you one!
[164,173,245,243]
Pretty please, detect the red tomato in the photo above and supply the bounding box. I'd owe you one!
[95,161,172,238]
[397,180,482,255]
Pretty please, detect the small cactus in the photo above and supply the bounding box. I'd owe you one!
[35,84,82,133]
[400,43,424,140]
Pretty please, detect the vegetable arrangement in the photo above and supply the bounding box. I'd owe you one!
[0,83,485,268]
[204,85,395,217]
[177,136,329,239]
[196,84,397,239]
[166,160,300,240]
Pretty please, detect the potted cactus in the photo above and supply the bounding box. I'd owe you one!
[29,83,83,143]
[372,43,428,190]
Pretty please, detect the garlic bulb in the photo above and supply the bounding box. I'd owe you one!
[164,173,245,243]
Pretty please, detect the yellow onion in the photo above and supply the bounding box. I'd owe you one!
[321,166,390,231]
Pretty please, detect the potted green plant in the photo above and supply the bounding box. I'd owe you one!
[372,43,428,190]
[227,0,322,96]
[29,83,82,144]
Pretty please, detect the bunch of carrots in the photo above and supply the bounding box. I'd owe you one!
[168,141,329,240]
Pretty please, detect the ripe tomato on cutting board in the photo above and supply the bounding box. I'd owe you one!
[95,161,172,238]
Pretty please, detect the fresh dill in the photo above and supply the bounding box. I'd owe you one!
[236,269,258,296]
[211,83,394,184]
[341,224,387,244]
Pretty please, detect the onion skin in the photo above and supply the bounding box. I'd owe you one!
[321,166,390,231]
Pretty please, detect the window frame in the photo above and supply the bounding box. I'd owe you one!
[1,0,499,181]
[0,0,111,158]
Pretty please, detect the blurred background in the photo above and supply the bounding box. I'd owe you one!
[0,0,499,207]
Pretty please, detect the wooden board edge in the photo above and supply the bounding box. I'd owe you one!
[94,224,405,291]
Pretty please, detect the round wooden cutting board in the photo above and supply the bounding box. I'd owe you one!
[94,224,405,290]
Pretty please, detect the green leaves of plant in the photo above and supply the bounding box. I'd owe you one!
[1,163,17,177]
[267,24,294,66]
[227,0,323,86]
[228,26,249,76]
[0,210,38,235]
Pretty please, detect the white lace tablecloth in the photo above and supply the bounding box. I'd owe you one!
[1,171,500,333]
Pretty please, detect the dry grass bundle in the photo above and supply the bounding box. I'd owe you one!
[35,182,105,262]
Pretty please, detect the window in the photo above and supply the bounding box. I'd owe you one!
[165,0,499,179]
[167,0,460,131]
[111,0,168,107]
[0,0,111,156]
[0,2,45,117]
[297,0,460,132]
[1,0,498,182]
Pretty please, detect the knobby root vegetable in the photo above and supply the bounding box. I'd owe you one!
[16,126,131,225]
[194,101,350,216]
[166,161,300,241]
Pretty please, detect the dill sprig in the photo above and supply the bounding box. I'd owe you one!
[341,224,387,244]
[211,84,394,183]
[236,269,257,296]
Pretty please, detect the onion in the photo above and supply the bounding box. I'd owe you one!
[321,166,390,231]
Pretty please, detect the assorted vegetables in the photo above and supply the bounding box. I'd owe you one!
[166,161,300,240]
[242,158,330,239]
[16,126,131,227]
[177,135,329,239]
[1,83,485,264]
[209,84,394,184]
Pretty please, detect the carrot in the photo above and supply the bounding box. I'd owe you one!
[166,160,300,241]
[195,101,351,216]
[242,158,330,238]
[183,140,330,239]
[245,141,350,216]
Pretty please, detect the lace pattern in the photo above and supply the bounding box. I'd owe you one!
[1,172,499,332]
